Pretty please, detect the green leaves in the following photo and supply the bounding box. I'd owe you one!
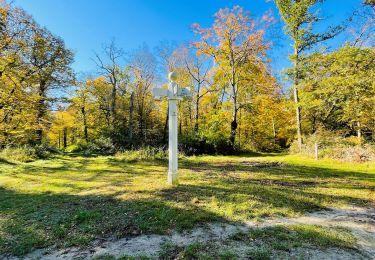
[301,46,375,133]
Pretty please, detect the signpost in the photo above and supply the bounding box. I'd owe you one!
[152,72,191,185]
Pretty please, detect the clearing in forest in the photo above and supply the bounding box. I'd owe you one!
[0,154,374,259]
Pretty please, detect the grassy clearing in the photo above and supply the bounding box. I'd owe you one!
[157,224,358,259]
[0,153,374,256]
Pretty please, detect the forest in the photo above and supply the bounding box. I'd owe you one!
[0,0,375,259]
[0,0,374,162]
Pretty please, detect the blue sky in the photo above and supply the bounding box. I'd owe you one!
[15,0,362,78]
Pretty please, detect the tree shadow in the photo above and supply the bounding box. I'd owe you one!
[0,187,226,257]
[0,158,16,165]
[1,154,374,257]
[180,160,375,185]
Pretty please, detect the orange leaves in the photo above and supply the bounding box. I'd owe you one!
[192,6,273,59]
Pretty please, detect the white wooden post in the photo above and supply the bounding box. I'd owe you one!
[168,80,178,185]
[152,72,191,185]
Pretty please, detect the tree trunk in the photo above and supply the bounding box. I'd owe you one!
[63,127,67,149]
[314,142,318,160]
[111,83,116,123]
[294,47,302,151]
[84,125,88,143]
[36,80,47,144]
[357,121,362,140]
[139,113,144,138]
[58,131,61,149]
[229,52,237,150]
[81,106,88,143]
[194,82,201,131]
[195,97,199,132]
[272,117,276,142]
[294,86,302,149]
[230,103,238,148]
[179,117,182,135]
[128,92,134,143]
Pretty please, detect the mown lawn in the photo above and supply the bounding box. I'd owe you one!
[0,153,374,256]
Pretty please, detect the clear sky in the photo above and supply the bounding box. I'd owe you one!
[14,0,363,78]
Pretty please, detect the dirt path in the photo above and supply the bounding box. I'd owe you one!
[9,205,375,259]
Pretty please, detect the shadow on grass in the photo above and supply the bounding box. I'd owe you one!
[180,160,375,185]
[0,187,224,257]
[1,154,374,257]
[0,158,16,165]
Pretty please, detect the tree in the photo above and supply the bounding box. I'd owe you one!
[86,77,112,128]
[183,47,212,131]
[93,40,126,125]
[27,26,74,143]
[130,45,157,140]
[193,6,271,148]
[275,0,343,150]
[72,82,94,143]
[349,0,375,47]
[301,46,375,140]
[0,2,74,145]
[0,2,35,145]
[364,0,375,7]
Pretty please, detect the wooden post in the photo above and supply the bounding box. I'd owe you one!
[314,142,318,160]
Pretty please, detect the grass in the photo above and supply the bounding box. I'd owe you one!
[155,224,357,259]
[0,153,374,256]
[245,224,357,250]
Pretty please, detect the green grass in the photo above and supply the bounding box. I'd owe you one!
[0,153,374,256]
[245,224,357,250]
[156,224,357,259]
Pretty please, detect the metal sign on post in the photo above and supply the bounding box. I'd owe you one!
[152,72,191,185]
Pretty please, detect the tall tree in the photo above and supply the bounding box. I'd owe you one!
[72,82,93,143]
[130,45,157,139]
[275,0,343,150]
[27,27,74,143]
[193,6,271,148]
[93,41,125,125]
[183,48,212,132]
[0,2,36,144]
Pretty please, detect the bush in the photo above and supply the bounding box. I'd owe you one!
[34,143,55,159]
[0,146,36,162]
[115,146,168,162]
[245,137,282,153]
[0,144,56,162]
[85,137,116,155]
[289,131,375,163]
[323,144,375,163]
[179,133,234,155]
[65,144,81,153]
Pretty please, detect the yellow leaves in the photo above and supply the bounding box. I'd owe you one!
[86,76,106,86]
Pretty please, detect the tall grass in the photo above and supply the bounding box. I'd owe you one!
[115,146,168,162]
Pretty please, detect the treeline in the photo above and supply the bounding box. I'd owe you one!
[0,1,374,156]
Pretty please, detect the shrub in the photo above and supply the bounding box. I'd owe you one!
[85,137,116,155]
[179,133,234,155]
[323,144,375,163]
[289,131,375,163]
[115,146,168,162]
[0,144,56,162]
[64,139,89,153]
[0,146,36,162]
[34,143,54,159]
[65,144,81,153]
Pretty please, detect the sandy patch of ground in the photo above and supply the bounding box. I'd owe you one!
[6,205,375,259]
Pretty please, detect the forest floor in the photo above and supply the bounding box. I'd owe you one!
[0,153,374,259]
